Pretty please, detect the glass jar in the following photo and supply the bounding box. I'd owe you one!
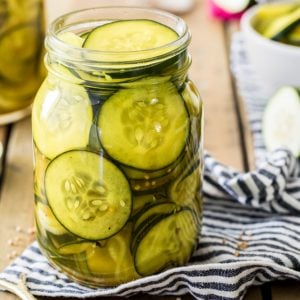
[33,7,203,287]
[0,0,45,124]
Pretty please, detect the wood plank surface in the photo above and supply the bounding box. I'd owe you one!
[187,3,244,170]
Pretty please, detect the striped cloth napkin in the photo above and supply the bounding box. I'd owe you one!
[1,33,300,300]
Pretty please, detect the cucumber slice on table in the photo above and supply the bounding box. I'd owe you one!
[263,86,300,156]
[133,209,198,276]
[45,150,132,240]
[98,81,189,170]
[83,20,178,61]
[32,67,93,159]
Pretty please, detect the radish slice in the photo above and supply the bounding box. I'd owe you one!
[208,0,251,20]
[214,0,251,13]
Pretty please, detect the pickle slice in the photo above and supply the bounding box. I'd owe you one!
[45,150,132,240]
[86,224,138,282]
[32,67,93,159]
[133,209,198,276]
[263,7,300,39]
[35,202,67,236]
[83,20,178,61]
[98,81,189,170]
[287,24,300,45]
[133,202,179,232]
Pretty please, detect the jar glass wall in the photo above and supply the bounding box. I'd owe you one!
[33,7,203,287]
[0,0,45,124]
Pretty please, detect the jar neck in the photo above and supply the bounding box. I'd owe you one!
[45,7,191,86]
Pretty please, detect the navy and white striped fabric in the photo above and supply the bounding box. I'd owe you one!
[1,34,300,300]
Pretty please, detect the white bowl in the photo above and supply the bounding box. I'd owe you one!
[241,3,300,97]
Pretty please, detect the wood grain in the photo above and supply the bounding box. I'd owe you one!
[225,21,256,171]
[0,118,35,271]
[186,1,244,170]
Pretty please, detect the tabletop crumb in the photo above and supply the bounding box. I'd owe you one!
[27,227,36,235]
[222,238,227,245]
[234,250,240,257]
[15,226,23,233]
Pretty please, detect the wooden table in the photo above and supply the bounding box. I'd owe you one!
[0,1,299,299]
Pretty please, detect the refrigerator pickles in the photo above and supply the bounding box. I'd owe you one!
[33,13,203,287]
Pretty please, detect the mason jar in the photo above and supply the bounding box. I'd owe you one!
[32,7,203,287]
[0,0,45,124]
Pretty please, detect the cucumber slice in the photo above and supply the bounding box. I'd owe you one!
[35,203,67,236]
[86,224,138,282]
[253,3,298,34]
[169,163,202,216]
[132,194,160,217]
[263,86,300,156]
[263,7,300,39]
[34,146,49,203]
[98,81,189,170]
[83,20,178,61]
[58,32,84,48]
[287,24,300,45]
[58,242,94,255]
[133,202,179,232]
[133,209,198,276]
[32,69,93,159]
[45,150,132,240]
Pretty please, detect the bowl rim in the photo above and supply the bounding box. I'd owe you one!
[241,3,300,55]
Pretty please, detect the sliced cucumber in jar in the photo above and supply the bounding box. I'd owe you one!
[132,193,168,218]
[32,69,93,159]
[58,242,95,255]
[133,202,179,232]
[83,20,178,61]
[133,209,198,276]
[34,146,49,203]
[86,224,139,282]
[58,32,84,48]
[263,86,300,156]
[98,81,189,170]
[45,150,132,240]
[168,162,202,216]
[35,202,67,236]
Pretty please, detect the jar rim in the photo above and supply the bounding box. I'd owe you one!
[46,6,191,65]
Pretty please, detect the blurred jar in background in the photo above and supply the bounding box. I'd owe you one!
[0,0,45,124]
